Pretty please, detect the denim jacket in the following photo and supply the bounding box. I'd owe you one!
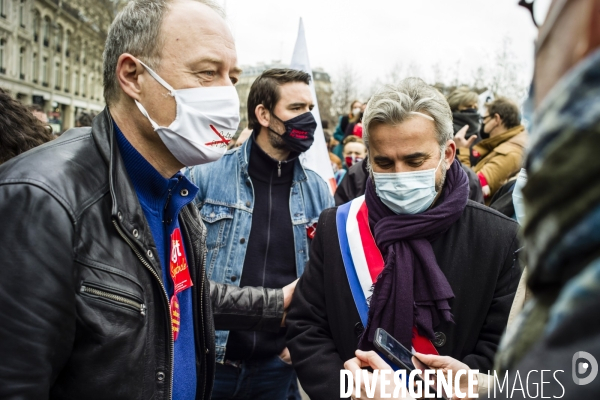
[185,139,334,362]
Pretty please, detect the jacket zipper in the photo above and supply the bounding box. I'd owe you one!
[250,166,275,358]
[112,220,174,400]
[277,161,281,178]
[80,284,146,316]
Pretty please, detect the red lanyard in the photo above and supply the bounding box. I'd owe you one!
[169,227,193,341]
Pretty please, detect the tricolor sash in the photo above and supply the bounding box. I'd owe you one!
[336,195,438,355]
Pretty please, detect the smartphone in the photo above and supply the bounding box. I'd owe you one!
[373,328,416,372]
[373,328,448,400]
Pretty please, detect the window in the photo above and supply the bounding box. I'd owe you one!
[89,75,95,100]
[43,17,50,47]
[0,39,5,74]
[19,0,25,28]
[74,37,80,62]
[42,56,48,86]
[32,52,38,83]
[74,70,79,95]
[65,31,70,57]
[33,13,39,42]
[19,47,25,80]
[64,65,69,92]
[82,73,86,97]
[55,62,60,90]
[0,0,6,18]
[56,25,62,53]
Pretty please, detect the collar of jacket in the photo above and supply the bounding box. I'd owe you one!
[237,131,309,185]
[91,107,166,275]
[474,125,525,154]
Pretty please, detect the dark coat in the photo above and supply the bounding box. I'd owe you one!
[334,159,484,206]
[489,180,517,219]
[334,157,369,205]
[286,201,522,400]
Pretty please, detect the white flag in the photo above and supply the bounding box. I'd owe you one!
[290,18,337,194]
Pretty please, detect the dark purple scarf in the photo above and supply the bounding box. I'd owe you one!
[359,161,469,350]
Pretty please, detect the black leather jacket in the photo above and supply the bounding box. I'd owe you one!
[0,109,283,400]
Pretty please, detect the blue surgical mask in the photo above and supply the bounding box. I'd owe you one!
[512,168,528,225]
[373,157,443,215]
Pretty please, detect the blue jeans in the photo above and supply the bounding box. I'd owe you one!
[211,355,299,400]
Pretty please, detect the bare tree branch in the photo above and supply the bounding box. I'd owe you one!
[331,64,360,116]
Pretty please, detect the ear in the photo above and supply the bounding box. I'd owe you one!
[494,113,503,128]
[115,53,145,102]
[444,139,456,167]
[255,104,271,128]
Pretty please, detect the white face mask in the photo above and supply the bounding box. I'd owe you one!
[352,107,362,116]
[373,156,443,215]
[512,168,528,225]
[134,60,240,167]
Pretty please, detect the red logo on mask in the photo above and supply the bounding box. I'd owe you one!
[205,125,231,146]
[289,129,308,140]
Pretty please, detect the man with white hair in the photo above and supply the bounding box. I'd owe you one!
[286,78,522,400]
[0,1,292,398]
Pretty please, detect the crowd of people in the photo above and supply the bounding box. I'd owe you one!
[0,0,599,399]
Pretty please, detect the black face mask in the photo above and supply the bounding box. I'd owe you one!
[480,119,490,139]
[269,111,317,153]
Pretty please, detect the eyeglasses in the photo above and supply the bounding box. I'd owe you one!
[480,115,493,124]
[518,0,553,27]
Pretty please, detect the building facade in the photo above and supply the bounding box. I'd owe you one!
[0,0,105,132]
[235,62,334,135]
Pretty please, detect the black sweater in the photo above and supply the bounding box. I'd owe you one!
[225,138,297,361]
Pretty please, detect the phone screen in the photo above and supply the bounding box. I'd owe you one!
[374,328,415,370]
[373,328,448,400]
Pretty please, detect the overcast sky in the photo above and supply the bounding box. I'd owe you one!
[220,0,538,95]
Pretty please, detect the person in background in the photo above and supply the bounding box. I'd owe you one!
[447,86,481,138]
[287,78,521,400]
[344,102,367,138]
[333,157,369,205]
[27,103,49,125]
[447,87,482,166]
[335,135,366,185]
[0,88,54,164]
[325,130,344,183]
[341,135,367,171]
[488,167,528,220]
[75,112,96,127]
[333,100,362,158]
[186,68,333,400]
[455,97,527,202]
